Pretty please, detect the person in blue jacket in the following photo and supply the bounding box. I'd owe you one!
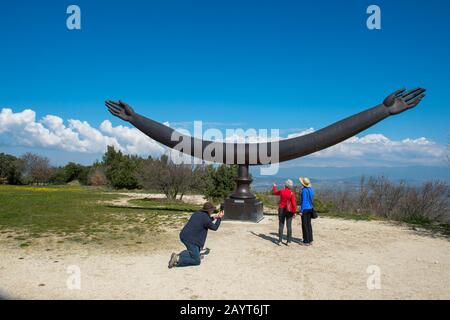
[299,177,315,246]
[168,202,224,268]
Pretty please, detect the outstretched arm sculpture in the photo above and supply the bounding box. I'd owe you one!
[105,87,426,164]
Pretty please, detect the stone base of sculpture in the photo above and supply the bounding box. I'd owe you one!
[222,164,264,222]
[223,197,264,223]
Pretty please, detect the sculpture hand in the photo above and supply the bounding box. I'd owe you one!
[105,100,136,122]
[383,87,426,115]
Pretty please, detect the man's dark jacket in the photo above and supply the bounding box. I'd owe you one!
[180,210,221,248]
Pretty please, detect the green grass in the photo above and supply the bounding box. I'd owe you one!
[0,185,192,244]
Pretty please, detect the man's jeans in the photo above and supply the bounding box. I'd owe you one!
[178,239,201,267]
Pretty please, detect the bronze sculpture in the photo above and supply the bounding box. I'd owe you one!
[105,87,426,221]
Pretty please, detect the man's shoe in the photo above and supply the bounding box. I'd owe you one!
[201,248,211,255]
[168,253,178,269]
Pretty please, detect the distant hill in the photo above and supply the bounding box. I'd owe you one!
[250,166,450,191]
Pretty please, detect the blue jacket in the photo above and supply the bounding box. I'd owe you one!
[180,210,221,248]
[300,187,314,213]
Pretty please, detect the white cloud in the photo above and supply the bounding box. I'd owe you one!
[219,127,446,166]
[287,128,315,139]
[0,108,164,156]
[0,108,446,167]
[284,131,446,167]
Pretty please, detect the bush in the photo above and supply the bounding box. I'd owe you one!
[137,155,205,200]
[20,152,52,185]
[88,167,108,186]
[202,165,237,203]
[0,153,24,185]
[103,146,140,189]
[316,176,450,225]
[256,191,278,208]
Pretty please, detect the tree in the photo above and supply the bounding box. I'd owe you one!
[0,153,24,184]
[63,162,84,182]
[77,165,90,185]
[49,167,67,184]
[88,166,108,186]
[103,146,140,189]
[203,164,238,202]
[137,155,203,200]
[20,152,52,185]
[50,162,91,185]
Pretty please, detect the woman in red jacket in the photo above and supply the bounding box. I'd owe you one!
[273,180,297,246]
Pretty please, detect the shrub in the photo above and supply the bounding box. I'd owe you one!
[316,176,449,225]
[0,153,24,185]
[137,155,205,200]
[202,164,238,203]
[103,146,140,189]
[20,152,52,185]
[88,167,108,186]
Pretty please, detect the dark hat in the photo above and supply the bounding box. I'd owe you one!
[202,202,215,212]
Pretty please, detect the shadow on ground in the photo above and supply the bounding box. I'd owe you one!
[250,231,303,244]
[0,290,12,300]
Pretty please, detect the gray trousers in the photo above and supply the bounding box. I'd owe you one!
[278,207,294,242]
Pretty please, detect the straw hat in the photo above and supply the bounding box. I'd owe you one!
[299,177,311,187]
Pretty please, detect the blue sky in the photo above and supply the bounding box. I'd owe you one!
[0,0,449,171]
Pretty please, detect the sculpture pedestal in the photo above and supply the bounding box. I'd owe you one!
[223,164,264,223]
[223,197,264,222]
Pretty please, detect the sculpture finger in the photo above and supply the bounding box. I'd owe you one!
[106,101,123,112]
[106,100,120,107]
[405,88,426,103]
[408,94,425,107]
[105,100,119,108]
[393,88,406,97]
[402,87,422,100]
[106,100,123,109]
[107,106,121,115]
[105,100,118,108]
[108,109,120,117]
[408,98,422,108]
[106,99,119,106]
[106,103,122,114]
[106,105,122,115]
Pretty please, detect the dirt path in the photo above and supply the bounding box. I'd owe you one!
[1,214,449,300]
[105,192,207,207]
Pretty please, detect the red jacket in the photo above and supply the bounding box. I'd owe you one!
[273,185,297,213]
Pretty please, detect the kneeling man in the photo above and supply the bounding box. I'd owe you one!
[168,202,224,268]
